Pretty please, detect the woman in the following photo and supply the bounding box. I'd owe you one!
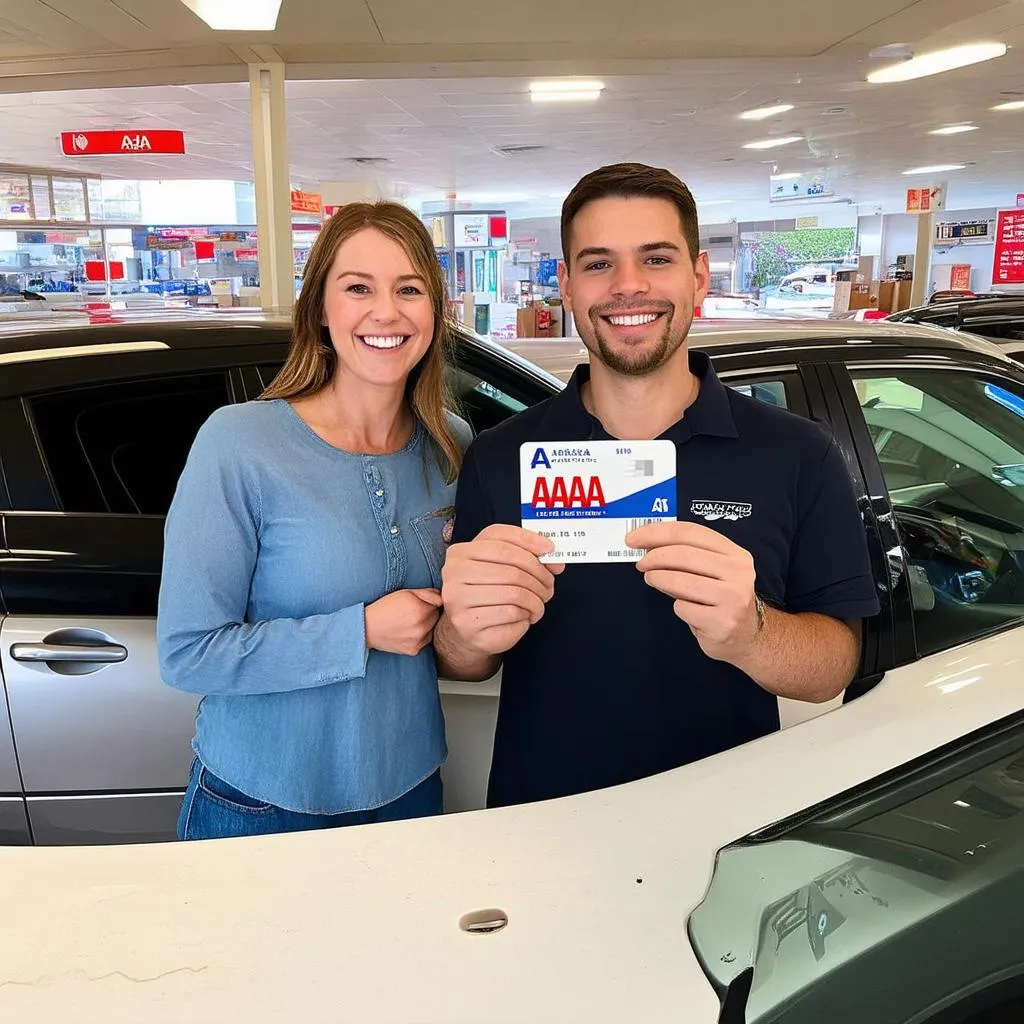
[157,201,471,840]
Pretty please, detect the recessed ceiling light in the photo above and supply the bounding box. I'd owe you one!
[743,136,804,150]
[867,42,1007,83]
[992,100,1024,111]
[529,79,604,103]
[929,124,979,135]
[739,103,794,121]
[178,0,282,29]
[902,163,967,174]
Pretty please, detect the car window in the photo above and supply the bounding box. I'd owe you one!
[852,370,1024,656]
[28,372,232,515]
[728,380,790,409]
[689,719,1024,1024]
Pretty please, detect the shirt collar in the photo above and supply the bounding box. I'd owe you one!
[548,349,739,442]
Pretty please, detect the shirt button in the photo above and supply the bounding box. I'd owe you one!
[375,489,384,497]
[390,525,399,535]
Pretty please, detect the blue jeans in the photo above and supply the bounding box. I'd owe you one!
[178,759,443,840]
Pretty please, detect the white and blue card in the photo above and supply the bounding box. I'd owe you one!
[519,440,677,563]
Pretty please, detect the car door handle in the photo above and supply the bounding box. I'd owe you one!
[10,642,128,664]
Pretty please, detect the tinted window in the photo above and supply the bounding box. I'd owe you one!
[29,372,232,514]
[690,721,1024,1024]
[852,370,1024,655]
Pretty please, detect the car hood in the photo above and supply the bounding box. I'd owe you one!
[1,628,1021,1022]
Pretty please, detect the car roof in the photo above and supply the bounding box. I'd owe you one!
[0,312,1016,371]
[0,311,568,390]
[889,296,1024,326]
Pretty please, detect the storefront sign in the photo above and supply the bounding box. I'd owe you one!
[290,190,323,216]
[146,233,189,250]
[993,209,1024,285]
[60,130,186,156]
[906,184,946,214]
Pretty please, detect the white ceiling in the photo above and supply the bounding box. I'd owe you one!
[0,0,1023,222]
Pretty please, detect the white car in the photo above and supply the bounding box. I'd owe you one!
[1,319,1023,1022]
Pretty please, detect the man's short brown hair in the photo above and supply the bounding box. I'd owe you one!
[560,162,700,269]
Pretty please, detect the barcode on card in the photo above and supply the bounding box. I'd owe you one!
[628,518,662,532]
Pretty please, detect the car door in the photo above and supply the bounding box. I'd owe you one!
[828,353,1024,673]
[0,346,249,844]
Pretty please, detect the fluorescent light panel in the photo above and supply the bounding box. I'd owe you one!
[530,79,604,103]
[739,103,794,121]
[929,124,978,135]
[868,42,1006,83]
[179,0,283,29]
[903,163,966,174]
[992,100,1024,111]
[743,136,803,150]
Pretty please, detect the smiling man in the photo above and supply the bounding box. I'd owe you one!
[434,163,880,808]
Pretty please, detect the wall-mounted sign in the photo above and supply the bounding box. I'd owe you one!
[769,172,833,203]
[993,209,1024,285]
[794,216,820,230]
[454,214,489,247]
[290,190,323,216]
[906,183,946,214]
[234,248,259,261]
[146,233,189,250]
[60,130,186,156]
[935,219,994,243]
[950,264,972,291]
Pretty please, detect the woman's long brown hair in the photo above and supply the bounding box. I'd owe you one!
[260,201,462,483]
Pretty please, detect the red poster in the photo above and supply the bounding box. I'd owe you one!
[993,210,1024,285]
[60,130,185,156]
[950,264,972,291]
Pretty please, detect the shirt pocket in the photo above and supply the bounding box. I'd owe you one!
[410,505,455,588]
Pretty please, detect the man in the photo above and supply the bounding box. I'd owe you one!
[435,162,879,808]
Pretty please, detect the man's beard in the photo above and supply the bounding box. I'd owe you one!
[583,301,692,377]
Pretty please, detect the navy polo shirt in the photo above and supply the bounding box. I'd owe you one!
[451,351,880,808]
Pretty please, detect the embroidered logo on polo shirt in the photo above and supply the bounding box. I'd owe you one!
[690,499,752,522]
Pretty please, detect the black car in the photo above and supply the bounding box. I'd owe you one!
[887,296,1024,342]
[1,315,1024,847]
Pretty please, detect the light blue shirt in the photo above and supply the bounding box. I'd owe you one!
[157,399,471,814]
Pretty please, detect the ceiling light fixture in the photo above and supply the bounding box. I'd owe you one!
[992,100,1024,111]
[902,163,966,174]
[739,103,794,121]
[929,124,979,135]
[178,0,282,30]
[743,136,804,150]
[867,42,1007,83]
[529,79,605,103]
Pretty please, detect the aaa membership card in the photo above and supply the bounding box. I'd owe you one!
[519,440,677,564]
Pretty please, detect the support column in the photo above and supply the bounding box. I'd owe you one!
[249,61,293,314]
[910,211,935,307]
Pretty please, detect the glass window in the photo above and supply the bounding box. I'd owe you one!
[30,175,52,220]
[0,172,32,219]
[729,380,790,409]
[51,177,87,222]
[29,373,232,514]
[853,370,1024,655]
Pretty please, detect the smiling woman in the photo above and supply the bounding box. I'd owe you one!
[156,200,474,841]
